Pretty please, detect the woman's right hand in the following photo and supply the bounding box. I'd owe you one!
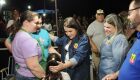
[102,72,118,80]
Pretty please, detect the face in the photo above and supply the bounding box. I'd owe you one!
[28,16,40,32]
[64,27,77,39]
[12,10,20,20]
[36,18,42,29]
[96,14,104,22]
[104,22,117,36]
[128,1,140,31]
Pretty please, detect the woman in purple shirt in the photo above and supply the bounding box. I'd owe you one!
[12,10,45,80]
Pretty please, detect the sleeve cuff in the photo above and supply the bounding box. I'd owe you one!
[69,58,78,68]
[53,36,58,42]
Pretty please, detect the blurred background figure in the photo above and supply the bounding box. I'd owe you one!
[6,9,20,28]
[86,9,105,79]
[118,11,136,48]
[0,15,7,48]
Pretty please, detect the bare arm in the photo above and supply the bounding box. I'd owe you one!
[89,37,98,53]
[48,46,61,57]
[49,60,73,73]
[49,33,56,42]
[5,38,12,53]
[26,56,45,79]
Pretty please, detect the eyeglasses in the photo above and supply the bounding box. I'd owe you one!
[34,22,42,25]
[129,7,140,11]
[128,7,140,15]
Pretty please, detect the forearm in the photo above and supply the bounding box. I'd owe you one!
[49,34,57,42]
[30,64,45,78]
[26,56,45,78]
[48,46,61,57]
[5,38,12,53]
[63,60,73,69]
[89,37,98,53]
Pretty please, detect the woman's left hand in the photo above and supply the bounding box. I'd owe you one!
[49,61,64,73]
[102,73,117,80]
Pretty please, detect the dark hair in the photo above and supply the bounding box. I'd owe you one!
[45,53,62,80]
[7,10,39,41]
[64,17,83,36]
[118,11,131,32]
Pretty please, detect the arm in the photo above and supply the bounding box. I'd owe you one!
[26,56,45,78]
[89,36,98,53]
[48,46,61,57]
[49,33,57,42]
[50,35,90,72]
[5,38,12,53]
[49,60,73,73]
[112,35,128,70]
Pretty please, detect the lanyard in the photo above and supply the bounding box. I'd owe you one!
[36,38,46,61]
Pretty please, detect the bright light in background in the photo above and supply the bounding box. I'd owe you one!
[43,13,46,17]
[0,0,6,11]
[27,5,31,10]
[0,0,5,5]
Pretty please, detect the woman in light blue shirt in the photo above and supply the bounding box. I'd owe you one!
[98,14,129,80]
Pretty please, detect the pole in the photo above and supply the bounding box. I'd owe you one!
[55,0,58,36]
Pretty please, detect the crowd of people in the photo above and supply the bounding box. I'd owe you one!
[0,0,140,80]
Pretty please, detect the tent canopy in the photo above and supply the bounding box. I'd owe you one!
[35,9,55,14]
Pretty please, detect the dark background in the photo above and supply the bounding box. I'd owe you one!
[5,0,132,17]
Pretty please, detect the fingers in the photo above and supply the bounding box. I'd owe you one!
[102,75,111,80]
[49,66,59,73]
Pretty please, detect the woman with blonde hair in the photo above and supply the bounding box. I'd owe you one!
[98,14,129,80]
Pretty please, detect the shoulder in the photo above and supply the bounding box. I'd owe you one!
[113,34,128,45]
[79,34,89,42]
[40,29,49,34]
[16,31,32,41]
[115,34,127,41]
[88,21,96,26]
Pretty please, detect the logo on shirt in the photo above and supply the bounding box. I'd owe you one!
[74,43,78,49]
[130,53,136,64]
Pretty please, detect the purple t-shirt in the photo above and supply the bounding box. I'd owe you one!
[12,31,42,77]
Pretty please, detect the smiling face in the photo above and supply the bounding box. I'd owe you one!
[64,27,77,39]
[128,1,140,31]
[104,22,117,36]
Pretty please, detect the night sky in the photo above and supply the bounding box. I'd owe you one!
[6,0,132,17]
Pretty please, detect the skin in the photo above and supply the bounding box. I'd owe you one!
[64,27,77,39]
[21,15,46,78]
[96,14,105,22]
[104,22,117,36]
[102,1,140,80]
[49,27,78,73]
[128,1,140,32]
